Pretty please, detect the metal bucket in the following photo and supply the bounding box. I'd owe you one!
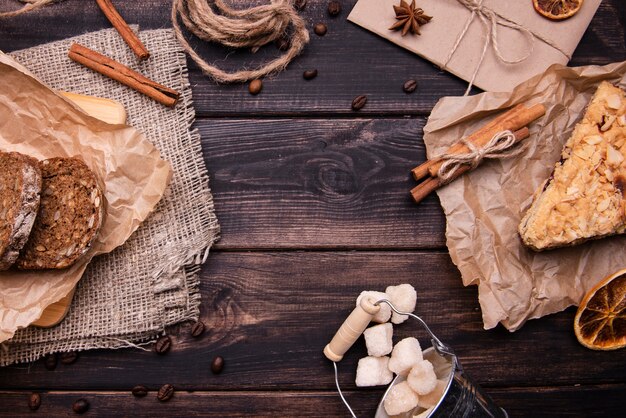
[375,346,507,418]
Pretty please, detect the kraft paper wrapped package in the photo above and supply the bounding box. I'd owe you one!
[348,0,602,92]
[422,61,626,331]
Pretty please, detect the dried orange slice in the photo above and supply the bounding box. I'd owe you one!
[533,0,583,21]
[574,269,626,350]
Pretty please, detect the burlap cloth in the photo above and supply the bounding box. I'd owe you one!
[0,27,219,366]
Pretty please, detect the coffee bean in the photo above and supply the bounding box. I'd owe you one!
[190,321,205,338]
[294,0,307,10]
[157,384,174,402]
[44,353,57,371]
[72,398,89,414]
[154,335,172,355]
[211,355,224,374]
[314,23,327,36]
[327,1,342,16]
[132,385,148,398]
[403,79,418,93]
[351,95,368,111]
[248,79,263,95]
[28,393,41,411]
[275,36,289,51]
[60,351,79,365]
[303,69,318,80]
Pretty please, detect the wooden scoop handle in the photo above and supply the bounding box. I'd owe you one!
[323,296,380,362]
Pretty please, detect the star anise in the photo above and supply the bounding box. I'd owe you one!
[389,0,431,36]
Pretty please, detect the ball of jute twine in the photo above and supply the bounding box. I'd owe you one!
[0,0,59,18]
[172,0,310,83]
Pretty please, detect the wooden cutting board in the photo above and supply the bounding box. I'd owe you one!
[32,92,126,328]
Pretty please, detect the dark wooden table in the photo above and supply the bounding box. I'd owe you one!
[1,1,625,416]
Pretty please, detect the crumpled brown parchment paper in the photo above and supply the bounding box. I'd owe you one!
[423,60,626,331]
[0,52,172,343]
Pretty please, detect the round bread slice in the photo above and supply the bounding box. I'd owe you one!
[16,157,104,269]
[0,151,42,270]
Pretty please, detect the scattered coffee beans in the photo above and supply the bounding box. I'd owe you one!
[132,385,148,398]
[72,398,89,414]
[275,36,289,51]
[211,356,224,374]
[249,79,263,95]
[314,23,327,36]
[294,0,307,10]
[351,95,368,111]
[403,79,418,93]
[328,1,341,16]
[44,353,57,371]
[190,321,205,338]
[28,393,41,411]
[303,69,318,80]
[60,351,79,365]
[154,335,172,355]
[157,384,175,402]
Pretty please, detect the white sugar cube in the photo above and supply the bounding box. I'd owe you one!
[386,284,417,324]
[413,406,435,418]
[388,337,423,376]
[355,356,393,387]
[418,378,448,409]
[356,291,391,323]
[364,323,393,357]
[383,381,419,416]
[407,360,438,395]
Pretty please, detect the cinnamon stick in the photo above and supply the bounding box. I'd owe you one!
[68,43,179,107]
[96,0,150,60]
[411,127,530,204]
[411,104,529,181]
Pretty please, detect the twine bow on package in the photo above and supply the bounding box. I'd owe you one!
[0,27,219,366]
[349,0,602,92]
[424,60,626,331]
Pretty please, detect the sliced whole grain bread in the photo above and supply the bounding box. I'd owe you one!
[0,151,42,270]
[16,157,104,269]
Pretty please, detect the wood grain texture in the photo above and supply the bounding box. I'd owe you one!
[1,252,625,392]
[200,118,447,249]
[1,385,625,417]
[0,1,624,116]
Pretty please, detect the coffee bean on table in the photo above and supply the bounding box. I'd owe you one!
[403,79,418,93]
[351,95,368,111]
[60,351,79,365]
[72,398,89,414]
[275,36,289,51]
[294,0,307,10]
[314,23,327,36]
[154,335,172,355]
[248,79,263,95]
[303,69,318,80]
[190,321,205,338]
[157,384,174,402]
[328,1,342,16]
[28,393,41,411]
[132,385,148,398]
[211,355,224,374]
[44,353,57,371]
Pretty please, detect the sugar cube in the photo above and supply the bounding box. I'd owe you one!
[364,323,393,357]
[355,356,393,387]
[413,406,435,418]
[407,359,438,395]
[388,337,423,376]
[385,284,417,324]
[356,291,391,323]
[418,378,448,409]
[383,381,419,416]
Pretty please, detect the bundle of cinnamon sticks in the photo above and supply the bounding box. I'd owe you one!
[411,103,546,204]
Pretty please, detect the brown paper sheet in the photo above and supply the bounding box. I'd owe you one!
[0,52,172,343]
[423,60,626,331]
[348,0,602,92]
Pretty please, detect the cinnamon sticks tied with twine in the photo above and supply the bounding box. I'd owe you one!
[411,103,546,204]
